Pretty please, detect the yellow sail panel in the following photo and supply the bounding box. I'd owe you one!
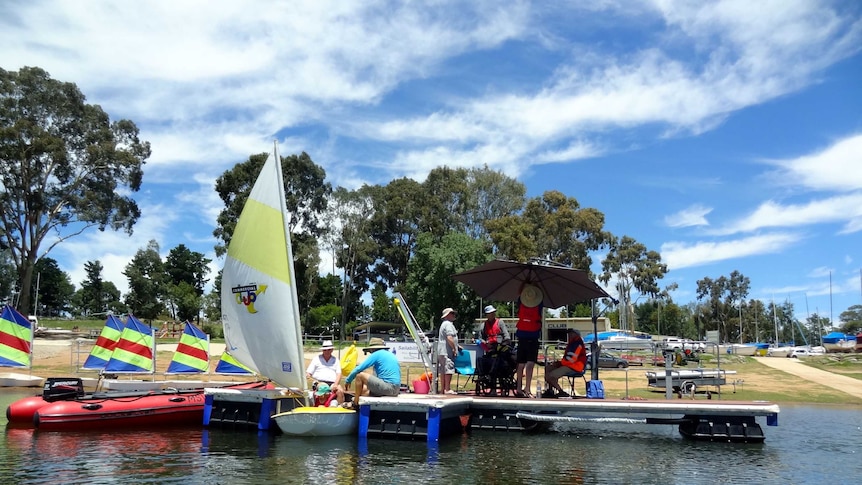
[227,197,291,284]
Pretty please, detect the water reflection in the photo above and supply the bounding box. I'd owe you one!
[2,388,860,484]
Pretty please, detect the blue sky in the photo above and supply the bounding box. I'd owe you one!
[2,1,861,328]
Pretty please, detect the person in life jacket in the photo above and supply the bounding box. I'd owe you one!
[478,305,510,352]
[514,283,543,398]
[542,328,587,398]
[313,383,339,407]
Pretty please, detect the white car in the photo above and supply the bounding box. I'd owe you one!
[788,347,824,358]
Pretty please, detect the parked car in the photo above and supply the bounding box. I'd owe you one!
[788,347,825,358]
[585,351,629,369]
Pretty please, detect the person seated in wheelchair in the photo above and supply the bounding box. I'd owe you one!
[477,305,510,352]
[542,328,586,398]
[475,337,517,395]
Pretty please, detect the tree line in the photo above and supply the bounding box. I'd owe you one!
[1,66,860,341]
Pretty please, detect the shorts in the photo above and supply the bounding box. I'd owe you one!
[547,363,582,381]
[437,354,455,375]
[516,338,539,364]
[366,375,400,397]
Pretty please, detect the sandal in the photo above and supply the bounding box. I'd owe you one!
[514,389,528,398]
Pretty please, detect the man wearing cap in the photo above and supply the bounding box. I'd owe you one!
[344,337,401,398]
[437,307,460,395]
[542,328,586,398]
[306,340,345,403]
[478,305,510,352]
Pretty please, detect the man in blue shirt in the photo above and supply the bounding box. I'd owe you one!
[345,337,401,397]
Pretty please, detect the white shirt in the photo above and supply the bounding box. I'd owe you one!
[306,354,340,383]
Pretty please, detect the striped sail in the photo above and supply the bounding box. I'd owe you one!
[214,352,255,375]
[81,315,125,370]
[0,306,33,368]
[221,144,306,390]
[166,321,210,374]
[104,315,155,373]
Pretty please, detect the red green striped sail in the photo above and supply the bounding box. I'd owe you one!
[104,315,155,373]
[214,352,255,375]
[166,321,210,374]
[82,315,124,370]
[0,306,33,368]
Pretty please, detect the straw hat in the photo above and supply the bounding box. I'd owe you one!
[365,337,389,350]
[520,284,543,308]
[320,340,334,350]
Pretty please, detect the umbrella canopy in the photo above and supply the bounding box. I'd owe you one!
[451,259,610,309]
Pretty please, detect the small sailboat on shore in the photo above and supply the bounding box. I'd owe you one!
[0,306,43,388]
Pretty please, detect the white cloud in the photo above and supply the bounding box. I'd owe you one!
[764,134,862,192]
[711,193,862,235]
[664,204,712,228]
[661,232,802,270]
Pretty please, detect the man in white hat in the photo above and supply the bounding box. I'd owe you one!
[437,307,461,395]
[345,338,401,398]
[306,340,345,403]
[478,305,509,351]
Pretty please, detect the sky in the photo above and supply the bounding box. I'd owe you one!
[2,1,861,330]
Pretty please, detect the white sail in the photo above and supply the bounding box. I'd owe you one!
[221,143,306,391]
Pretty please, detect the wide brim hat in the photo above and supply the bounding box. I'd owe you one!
[365,337,389,350]
[441,307,456,318]
[520,284,544,308]
[483,305,497,315]
[320,340,334,350]
[315,383,331,396]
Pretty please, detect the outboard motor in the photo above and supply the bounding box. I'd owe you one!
[42,377,85,402]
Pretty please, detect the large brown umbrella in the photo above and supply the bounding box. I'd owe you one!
[451,259,610,309]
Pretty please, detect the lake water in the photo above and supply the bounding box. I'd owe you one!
[1,389,860,484]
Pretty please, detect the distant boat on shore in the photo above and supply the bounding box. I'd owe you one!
[821,332,857,353]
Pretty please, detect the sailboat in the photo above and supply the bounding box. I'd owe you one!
[220,142,356,436]
[0,306,43,387]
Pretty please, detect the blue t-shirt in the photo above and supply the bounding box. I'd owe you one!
[345,349,401,386]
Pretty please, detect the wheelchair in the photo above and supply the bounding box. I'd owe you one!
[474,340,518,397]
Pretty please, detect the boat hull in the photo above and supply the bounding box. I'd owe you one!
[9,381,272,429]
[34,391,206,431]
[0,372,45,388]
[273,406,358,436]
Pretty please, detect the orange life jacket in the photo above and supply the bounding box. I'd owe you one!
[562,337,587,373]
[483,318,503,345]
[517,304,542,333]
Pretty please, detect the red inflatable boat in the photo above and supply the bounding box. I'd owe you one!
[7,377,273,430]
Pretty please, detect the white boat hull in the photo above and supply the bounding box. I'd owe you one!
[823,341,856,353]
[0,372,45,387]
[273,406,358,436]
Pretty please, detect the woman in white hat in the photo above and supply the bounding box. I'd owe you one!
[514,284,543,397]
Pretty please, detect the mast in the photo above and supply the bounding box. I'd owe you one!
[273,140,309,402]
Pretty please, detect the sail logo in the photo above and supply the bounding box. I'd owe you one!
[232,284,268,314]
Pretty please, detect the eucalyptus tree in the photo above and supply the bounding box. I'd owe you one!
[31,257,74,316]
[212,150,331,317]
[367,177,425,289]
[463,166,526,242]
[405,231,489,331]
[123,240,166,320]
[696,271,750,342]
[0,67,150,316]
[599,235,669,332]
[838,305,862,333]
[487,190,611,273]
